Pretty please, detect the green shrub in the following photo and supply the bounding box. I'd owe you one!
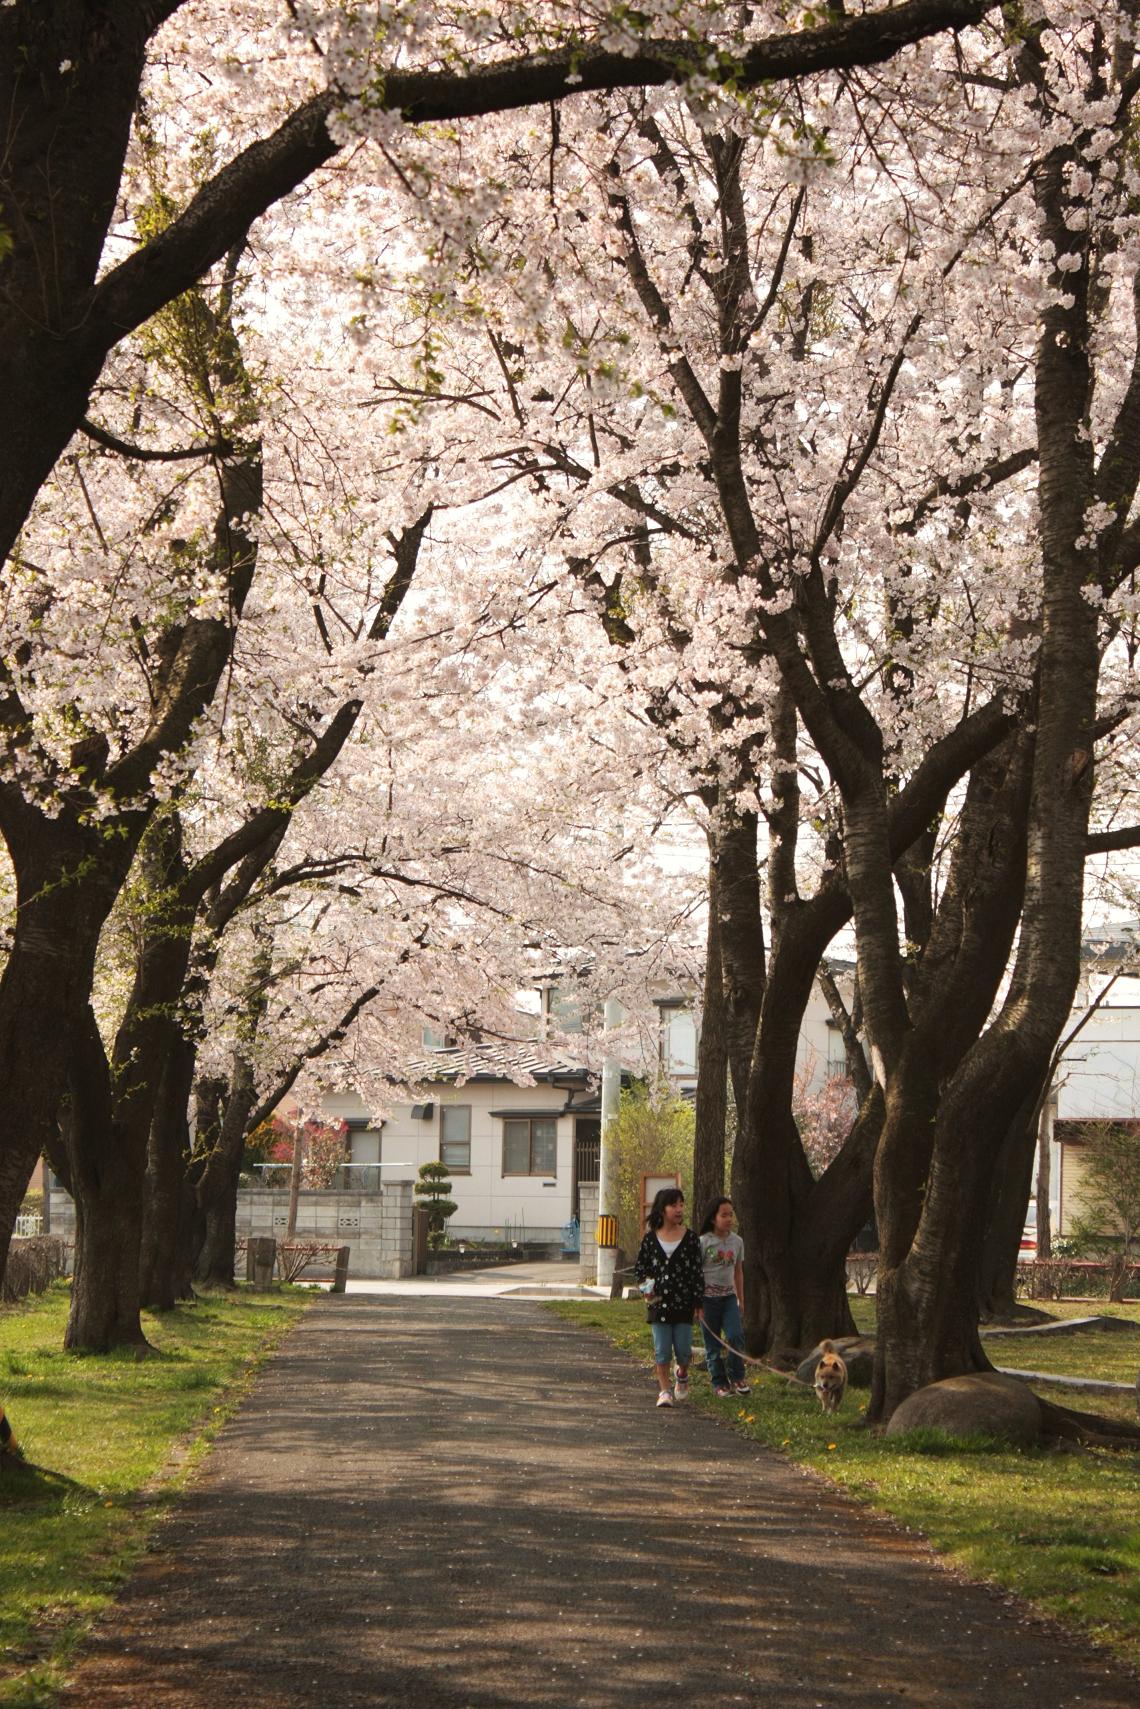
[415,1161,457,1247]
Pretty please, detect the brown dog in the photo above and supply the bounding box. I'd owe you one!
[813,1341,847,1414]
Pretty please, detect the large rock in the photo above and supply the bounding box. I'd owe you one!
[886,1372,1043,1447]
[796,1336,875,1391]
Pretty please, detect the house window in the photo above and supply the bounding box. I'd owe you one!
[422,1024,457,1050]
[440,1105,471,1174]
[661,1009,697,1076]
[503,1117,558,1176]
[545,985,584,1035]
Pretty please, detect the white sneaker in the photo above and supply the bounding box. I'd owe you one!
[656,1389,674,1408]
[673,1372,690,1401]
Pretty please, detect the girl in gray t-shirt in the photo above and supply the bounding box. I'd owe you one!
[698,1198,749,1396]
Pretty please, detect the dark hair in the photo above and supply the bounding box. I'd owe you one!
[647,1187,685,1231]
[700,1197,733,1235]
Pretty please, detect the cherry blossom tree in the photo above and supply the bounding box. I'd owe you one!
[369,3,1140,1431]
[0,0,1006,1301]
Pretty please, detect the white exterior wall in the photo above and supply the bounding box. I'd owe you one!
[658,975,851,1100]
[323,1085,575,1238]
[1057,1004,1140,1123]
[1053,1001,1140,1235]
[796,979,854,1094]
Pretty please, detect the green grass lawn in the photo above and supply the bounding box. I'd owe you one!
[849,1295,1140,1386]
[550,1298,1140,1671]
[0,1282,310,1707]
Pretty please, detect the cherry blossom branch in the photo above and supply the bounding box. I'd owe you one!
[899,446,1038,536]
[88,0,1000,361]
[1086,825,1140,855]
[77,417,233,462]
[244,984,384,1136]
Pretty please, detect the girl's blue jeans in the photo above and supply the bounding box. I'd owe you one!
[650,1320,694,1367]
[701,1294,745,1386]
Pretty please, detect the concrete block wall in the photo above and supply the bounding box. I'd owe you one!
[578,1182,598,1284]
[49,1183,418,1281]
[378,1180,414,1277]
[46,1191,76,1252]
[236,1182,416,1278]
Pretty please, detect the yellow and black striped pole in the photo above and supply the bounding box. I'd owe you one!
[596,1214,618,1250]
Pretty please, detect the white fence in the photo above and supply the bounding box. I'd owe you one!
[15,1212,43,1238]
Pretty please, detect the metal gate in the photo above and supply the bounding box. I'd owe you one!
[573,1118,600,1220]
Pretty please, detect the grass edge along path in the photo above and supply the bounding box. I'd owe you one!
[0,1281,311,1708]
[548,1298,1140,1674]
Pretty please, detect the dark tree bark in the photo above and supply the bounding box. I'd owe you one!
[197,1057,261,1286]
[977,1084,1045,1320]
[869,731,1036,1415]
[731,685,865,1356]
[0,810,142,1297]
[63,1010,149,1352]
[728,701,1015,1358]
[691,848,729,1224]
[712,806,765,1114]
[866,25,1126,1417]
[139,1030,201,1311]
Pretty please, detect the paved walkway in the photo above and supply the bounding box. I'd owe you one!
[63,1297,1134,1708]
[344,1258,598,1299]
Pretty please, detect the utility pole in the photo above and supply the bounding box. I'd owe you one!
[596,995,622,1292]
[287,1116,304,1239]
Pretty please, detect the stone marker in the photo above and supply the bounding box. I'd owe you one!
[250,1236,276,1291]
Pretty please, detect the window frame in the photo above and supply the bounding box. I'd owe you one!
[501,1115,559,1177]
[440,1104,472,1175]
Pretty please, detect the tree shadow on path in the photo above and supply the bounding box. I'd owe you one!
[62,1297,1137,1709]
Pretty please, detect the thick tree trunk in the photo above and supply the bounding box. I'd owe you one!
[712,809,765,1112]
[140,1033,200,1310]
[871,117,1104,1421]
[0,825,134,1290]
[199,1181,242,1289]
[692,852,729,1223]
[196,1060,260,1287]
[791,1086,883,1350]
[63,1010,150,1351]
[977,1085,1042,1320]
[0,5,151,564]
[873,1036,1046,1418]
[870,735,1036,1418]
[732,891,852,1354]
[66,1170,149,1353]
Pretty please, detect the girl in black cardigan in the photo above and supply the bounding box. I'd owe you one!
[635,1188,704,1407]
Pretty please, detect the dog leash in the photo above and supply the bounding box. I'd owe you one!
[692,1318,815,1386]
[621,1267,813,1386]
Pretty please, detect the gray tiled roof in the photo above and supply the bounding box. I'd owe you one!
[392,1041,593,1088]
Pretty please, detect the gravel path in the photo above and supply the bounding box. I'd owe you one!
[62,1296,1135,1708]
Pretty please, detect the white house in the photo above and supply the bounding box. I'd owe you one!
[308,964,858,1246]
[655,964,855,1099]
[322,1041,603,1246]
[1043,921,1140,1235]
